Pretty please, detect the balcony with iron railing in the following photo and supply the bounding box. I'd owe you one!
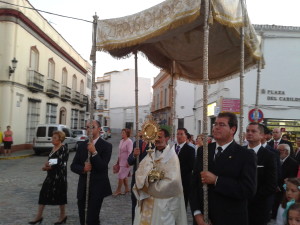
[98,90,104,97]
[28,69,44,92]
[97,104,104,111]
[46,79,59,97]
[61,85,71,101]
[80,94,88,107]
[71,90,81,104]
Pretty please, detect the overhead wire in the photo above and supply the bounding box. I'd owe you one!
[0,0,93,23]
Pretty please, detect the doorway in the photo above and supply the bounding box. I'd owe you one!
[59,107,67,124]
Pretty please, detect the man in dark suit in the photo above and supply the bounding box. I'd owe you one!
[278,144,299,189]
[190,112,257,225]
[246,122,277,225]
[175,128,195,208]
[272,143,299,219]
[260,124,282,221]
[294,137,300,164]
[127,131,148,224]
[260,124,281,185]
[71,120,112,225]
[269,128,294,156]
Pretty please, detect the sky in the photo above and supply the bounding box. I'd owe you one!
[24,0,300,80]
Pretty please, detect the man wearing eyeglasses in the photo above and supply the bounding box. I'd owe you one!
[71,120,112,225]
[190,112,257,225]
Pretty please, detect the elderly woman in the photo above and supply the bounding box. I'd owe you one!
[113,128,133,196]
[29,131,69,225]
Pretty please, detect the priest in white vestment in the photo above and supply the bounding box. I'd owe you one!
[133,128,187,225]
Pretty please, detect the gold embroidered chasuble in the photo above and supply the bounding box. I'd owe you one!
[133,145,187,225]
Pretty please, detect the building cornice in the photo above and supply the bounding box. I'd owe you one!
[254,24,300,33]
[0,8,87,74]
[153,71,171,88]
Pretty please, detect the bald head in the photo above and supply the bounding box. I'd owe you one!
[272,128,282,141]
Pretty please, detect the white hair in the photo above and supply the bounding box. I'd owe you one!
[278,143,290,155]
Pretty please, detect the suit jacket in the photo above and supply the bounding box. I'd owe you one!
[265,144,281,185]
[294,147,300,164]
[127,140,148,187]
[279,156,299,191]
[190,141,257,225]
[247,146,277,224]
[70,138,112,200]
[177,143,195,196]
[269,139,294,157]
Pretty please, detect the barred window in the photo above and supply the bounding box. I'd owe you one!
[79,111,85,129]
[26,99,41,143]
[71,109,79,129]
[46,103,57,124]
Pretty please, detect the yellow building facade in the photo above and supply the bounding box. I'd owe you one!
[0,1,89,150]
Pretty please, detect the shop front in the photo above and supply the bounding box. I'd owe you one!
[264,118,300,149]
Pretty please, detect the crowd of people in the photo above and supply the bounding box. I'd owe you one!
[27,114,300,225]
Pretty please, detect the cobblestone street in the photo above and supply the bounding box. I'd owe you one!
[0,134,193,225]
[0,134,275,225]
[0,134,277,225]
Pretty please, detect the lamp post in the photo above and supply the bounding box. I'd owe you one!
[9,57,18,77]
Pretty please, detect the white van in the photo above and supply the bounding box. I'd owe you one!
[33,124,77,155]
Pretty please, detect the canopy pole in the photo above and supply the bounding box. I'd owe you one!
[170,61,175,142]
[239,0,245,145]
[202,0,210,223]
[254,60,261,122]
[85,13,98,225]
[134,51,140,168]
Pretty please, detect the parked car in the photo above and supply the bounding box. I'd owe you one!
[72,129,88,143]
[100,126,109,140]
[102,126,111,138]
[33,124,77,155]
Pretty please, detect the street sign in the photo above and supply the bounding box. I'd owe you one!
[248,109,264,122]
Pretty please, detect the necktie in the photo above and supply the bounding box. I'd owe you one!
[274,141,278,149]
[175,145,180,155]
[215,146,223,161]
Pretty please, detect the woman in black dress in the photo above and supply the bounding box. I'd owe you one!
[29,131,69,224]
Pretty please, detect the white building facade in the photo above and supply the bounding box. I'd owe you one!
[0,1,89,150]
[95,69,152,134]
[173,25,300,146]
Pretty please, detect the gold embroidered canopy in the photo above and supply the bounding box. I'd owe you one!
[95,0,261,82]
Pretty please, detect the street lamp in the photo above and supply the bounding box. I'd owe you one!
[9,57,18,77]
